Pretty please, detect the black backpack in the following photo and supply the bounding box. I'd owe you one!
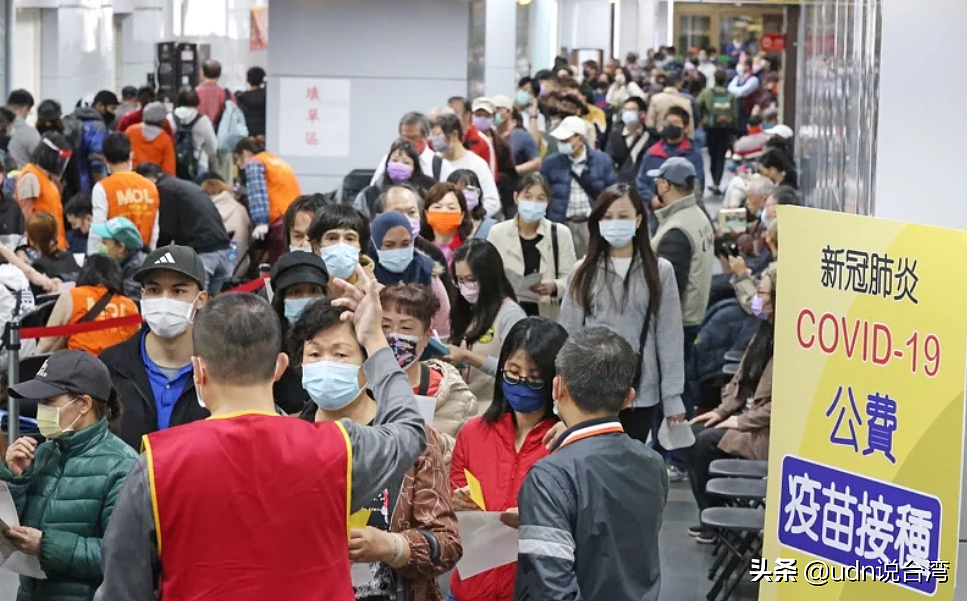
[173,114,202,180]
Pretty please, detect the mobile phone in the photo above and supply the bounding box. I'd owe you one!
[420,337,450,361]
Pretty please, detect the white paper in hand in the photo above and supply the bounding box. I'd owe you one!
[0,482,45,579]
[456,512,518,578]
[657,419,696,450]
[414,395,437,427]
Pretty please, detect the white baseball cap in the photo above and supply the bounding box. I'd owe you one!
[765,124,794,139]
[492,95,513,110]
[550,116,587,141]
[471,97,495,114]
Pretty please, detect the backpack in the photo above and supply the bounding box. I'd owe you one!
[217,89,249,152]
[173,114,202,180]
[708,90,735,129]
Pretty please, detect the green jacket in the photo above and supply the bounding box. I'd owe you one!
[0,419,136,601]
[697,86,739,129]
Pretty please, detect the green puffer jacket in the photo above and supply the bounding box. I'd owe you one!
[0,419,136,601]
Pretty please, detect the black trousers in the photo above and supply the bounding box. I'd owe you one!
[620,406,656,446]
[706,128,732,187]
[684,424,736,513]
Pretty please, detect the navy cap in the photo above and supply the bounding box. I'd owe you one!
[9,350,112,401]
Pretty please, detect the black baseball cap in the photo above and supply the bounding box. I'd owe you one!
[135,245,206,288]
[93,90,120,107]
[121,86,138,100]
[271,251,330,293]
[9,350,112,401]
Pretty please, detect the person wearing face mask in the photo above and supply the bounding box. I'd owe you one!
[379,283,475,464]
[99,245,210,449]
[36,254,141,356]
[559,184,686,451]
[2,350,136,601]
[514,327,667,601]
[356,138,437,219]
[727,57,761,130]
[89,215,146,298]
[95,285,427,601]
[446,169,496,240]
[605,97,651,184]
[605,67,646,111]
[369,112,439,186]
[308,203,378,299]
[24,210,81,285]
[729,218,778,314]
[697,69,738,195]
[419,182,473,268]
[368,211,451,337]
[644,73,695,140]
[430,114,500,218]
[373,184,452,280]
[486,174,576,320]
[448,317,566,601]
[637,107,705,211]
[445,239,527,416]
[492,97,542,176]
[686,268,776,543]
[448,96,495,174]
[268,251,330,414]
[471,98,519,217]
[540,116,617,258]
[697,48,718,89]
[290,296,460,601]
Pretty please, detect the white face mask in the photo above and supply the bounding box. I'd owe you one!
[142,294,200,339]
[37,398,81,439]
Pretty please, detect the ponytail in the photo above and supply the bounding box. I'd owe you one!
[95,386,124,429]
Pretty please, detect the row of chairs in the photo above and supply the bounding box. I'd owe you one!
[700,458,767,601]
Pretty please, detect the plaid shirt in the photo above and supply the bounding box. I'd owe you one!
[196,81,226,125]
[565,157,592,219]
[244,161,270,226]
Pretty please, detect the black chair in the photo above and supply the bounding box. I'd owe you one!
[341,169,376,203]
[20,300,57,330]
[710,459,768,479]
[707,477,767,506]
[701,507,765,601]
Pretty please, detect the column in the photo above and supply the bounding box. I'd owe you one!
[267,0,468,192]
[530,0,559,74]
[484,0,516,97]
[615,0,638,60]
[637,0,657,54]
[117,0,166,90]
[38,1,115,107]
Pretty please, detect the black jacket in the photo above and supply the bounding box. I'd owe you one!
[605,127,650,184]
[99,329,210,449]
[515,417,667,601]
[236,87,266,138]
[155,174,232,253]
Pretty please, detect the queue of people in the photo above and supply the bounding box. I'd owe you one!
[0,49,798,601]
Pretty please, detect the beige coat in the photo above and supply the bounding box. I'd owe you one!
[645,88,696,138]
[486,217,577,321]
[426,359,478,465]
[714,358,773,460]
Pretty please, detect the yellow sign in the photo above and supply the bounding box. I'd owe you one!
[465,469,487,510]
[760,207,966,599]
[348,508,371,531]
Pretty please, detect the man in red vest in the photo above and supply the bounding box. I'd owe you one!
[94,268,427,601]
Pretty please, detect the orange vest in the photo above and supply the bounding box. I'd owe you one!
[251,152,300,223]
[17,164,66,249]
[66,285,140,355]
[100,172,160,247]
[143,412,354,601]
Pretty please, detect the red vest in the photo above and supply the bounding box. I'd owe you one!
[143,411,354,601]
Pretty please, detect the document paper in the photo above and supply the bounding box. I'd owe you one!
[456,512,519,578]
[0,482,45,579]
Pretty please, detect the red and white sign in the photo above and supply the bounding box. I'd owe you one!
[760,33,786,52]
[278,78,351,158]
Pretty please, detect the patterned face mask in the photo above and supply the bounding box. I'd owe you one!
[386,332,420,369]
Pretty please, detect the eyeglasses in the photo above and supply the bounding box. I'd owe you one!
[503,372,544,390]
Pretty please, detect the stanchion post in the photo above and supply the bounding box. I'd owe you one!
[5,318,19,444]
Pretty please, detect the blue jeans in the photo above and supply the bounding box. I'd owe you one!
[199,248,233,294]
[446,593,459,601]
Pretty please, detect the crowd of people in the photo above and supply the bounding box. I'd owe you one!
[0,46,797,601]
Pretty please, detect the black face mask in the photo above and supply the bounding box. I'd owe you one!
[661,124,683,141]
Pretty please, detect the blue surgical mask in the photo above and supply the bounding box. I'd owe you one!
[284,297,315,324]
[517,199,547,223]
[557,141,573,156]
[377,246,414,273]
[760,212,771,228]
[502,380,549,413]
[516,90,534,106]
[320,242,360,280]
[599,219,637,248]
[621,110,640,126]
[303,360,362,411]
[290,245,311,253]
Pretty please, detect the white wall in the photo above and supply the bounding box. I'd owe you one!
[530,0,559,73]
[267,0,469,193]
[484,0,516,97]
[558,0,610,55]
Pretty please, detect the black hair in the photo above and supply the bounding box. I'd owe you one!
[193,293,282,384]
[759,148,798,189]
[516,172,551,198]
[284,193,331,246]
[95,385,124,428]
[449,239,517,346]
[518,76,535,91]
[570,184,662,317]
[134,162,164,180]
[76,254,124,294]
[748,115,764,128]
[0,107,15,128]
[765,134,794,160]
[235,136,266,155]
[738,270,777,399]
[30,132,71,175]
[64,192,93,217]
[447,96,472,114]
[247,66,266,87]
[534,70,555,83]
[7,89,34,110]
[433,113,463,141]
[307,203,370,251]
[288,297,365,366]
[446,169,486,221]
[202,59,222,80]
[666,105,691,128]
[483,317,568,425]
[176,86,200,108]
[624,96,647,112]
[421,182,473,242]
[714,69,728,86]
[102,132,132,164]
[137,86,156,103]
[381,138,428,189]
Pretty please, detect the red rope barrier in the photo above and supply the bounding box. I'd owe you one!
[17,275,269,340]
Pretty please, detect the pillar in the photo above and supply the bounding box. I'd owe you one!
[530,0,559,74]
[484,0,516,97]
[115,0,166,90]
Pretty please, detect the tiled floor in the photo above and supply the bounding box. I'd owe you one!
[660,481,759,601]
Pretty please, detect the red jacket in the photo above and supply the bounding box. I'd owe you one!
[118,108,174,138]
[464,125,495,173]
[449,413,556,601]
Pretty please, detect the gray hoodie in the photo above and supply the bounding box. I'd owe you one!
[559,256,685,416]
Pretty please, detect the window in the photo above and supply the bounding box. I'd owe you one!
[678,15,711,52]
